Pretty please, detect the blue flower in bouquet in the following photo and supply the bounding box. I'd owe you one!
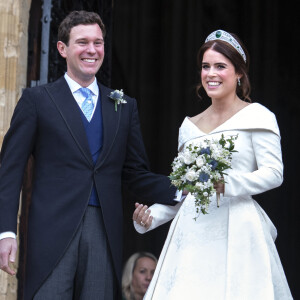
[209,159,218,170]
[199,172,210,182]
[200,147,211,155]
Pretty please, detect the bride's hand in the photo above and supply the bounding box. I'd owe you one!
[214,181,225,194]
[133,203,153,230]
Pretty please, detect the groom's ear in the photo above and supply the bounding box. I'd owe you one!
[57,41,67,59]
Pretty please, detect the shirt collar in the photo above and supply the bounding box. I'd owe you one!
[64,73,99,97]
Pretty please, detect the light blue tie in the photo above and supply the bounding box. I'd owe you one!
[80,87,94,122]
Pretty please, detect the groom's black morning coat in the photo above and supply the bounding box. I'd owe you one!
[0,77,176,299]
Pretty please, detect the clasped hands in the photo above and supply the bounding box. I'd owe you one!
[132,189,190,229]
[133,203,153,230]
[132,183,224,229]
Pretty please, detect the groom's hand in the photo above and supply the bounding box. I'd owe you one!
[0,238,17,275]
[133,203,153,230]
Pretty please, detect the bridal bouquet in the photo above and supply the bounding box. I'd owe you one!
[169,134,238,218]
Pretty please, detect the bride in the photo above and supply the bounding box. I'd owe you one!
[133,30,293,299]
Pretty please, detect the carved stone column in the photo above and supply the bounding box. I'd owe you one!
[0,0,31,299]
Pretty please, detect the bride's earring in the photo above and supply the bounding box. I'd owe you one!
[237,78,241,86]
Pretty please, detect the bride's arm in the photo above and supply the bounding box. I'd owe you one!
[223,129,283,197]
[133,202,183,234]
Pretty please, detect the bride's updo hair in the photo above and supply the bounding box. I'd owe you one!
[196,33,251,102]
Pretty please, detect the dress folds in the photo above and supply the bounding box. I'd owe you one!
[135,103,293,300]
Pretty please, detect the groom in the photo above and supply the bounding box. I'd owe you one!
[0,10,177,300]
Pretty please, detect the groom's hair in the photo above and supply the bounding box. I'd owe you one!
[58,10,106,45]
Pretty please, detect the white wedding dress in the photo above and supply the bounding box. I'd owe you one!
[135,103,293,300]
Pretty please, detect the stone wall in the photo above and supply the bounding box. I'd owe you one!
[0,0,31,299]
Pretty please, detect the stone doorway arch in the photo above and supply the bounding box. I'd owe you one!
[0,1,32,299]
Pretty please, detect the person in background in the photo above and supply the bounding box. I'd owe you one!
[122,252,157,300]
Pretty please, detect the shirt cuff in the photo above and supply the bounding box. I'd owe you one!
[0,232,16,240]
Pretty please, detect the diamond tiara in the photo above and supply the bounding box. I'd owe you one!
[205,30,246,62]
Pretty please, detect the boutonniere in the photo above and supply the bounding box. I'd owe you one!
[108,89,127,112]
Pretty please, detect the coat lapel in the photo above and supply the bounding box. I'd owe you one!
[95,83,122,169]
[44,77,94,167]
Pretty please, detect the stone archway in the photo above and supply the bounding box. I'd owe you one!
[0,0,31,299]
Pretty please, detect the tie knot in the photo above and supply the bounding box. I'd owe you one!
[80,87,92,99]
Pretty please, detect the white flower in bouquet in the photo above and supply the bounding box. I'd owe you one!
[169,134,238,219]
[181,150,197,165]
[196,156,205,167]
[185,168,198,182]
